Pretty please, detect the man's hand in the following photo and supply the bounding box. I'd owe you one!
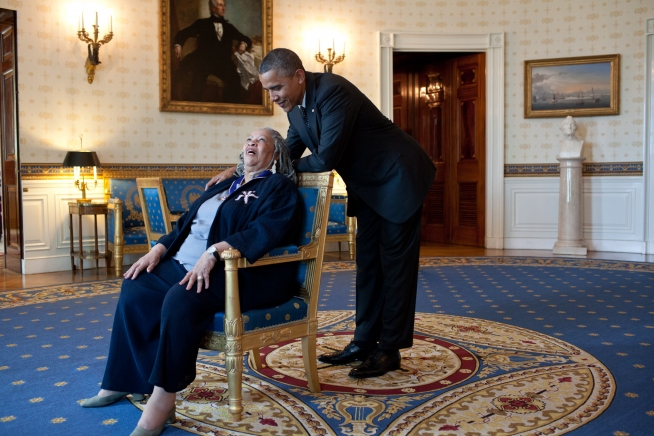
[174,45,182,61]
[205,166,237,190]
[124,243,166,280]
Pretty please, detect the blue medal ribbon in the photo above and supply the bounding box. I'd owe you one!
[228,170,272,196]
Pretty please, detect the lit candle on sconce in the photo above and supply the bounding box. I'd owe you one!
[315,37,346,73]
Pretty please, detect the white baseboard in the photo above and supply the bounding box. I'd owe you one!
[585,239,647,254]
[503,238,557,250]
[503,237,646,254]
[23,255,108,275]
[22,253,142,275]
[485,237,504,249]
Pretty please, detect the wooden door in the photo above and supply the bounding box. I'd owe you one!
[0,10,22,272]
[393,52,485,247]
[450,53,485,246]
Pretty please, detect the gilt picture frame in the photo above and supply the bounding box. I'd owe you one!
[524,54,619,118]
[159,0,273,115]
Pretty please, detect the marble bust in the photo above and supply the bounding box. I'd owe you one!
[558,116,584,158]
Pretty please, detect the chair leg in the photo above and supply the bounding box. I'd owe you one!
[338,242,342,260]
[249,348,263,370]
[223,253,244,422]
[348,241,356,260]
[301,335,321,393]
[225,351,243,422]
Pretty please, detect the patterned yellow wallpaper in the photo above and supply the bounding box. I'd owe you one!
[1,0,649,165]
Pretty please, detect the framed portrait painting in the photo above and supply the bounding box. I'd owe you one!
[524,54,619,118]
[160,0,273,115]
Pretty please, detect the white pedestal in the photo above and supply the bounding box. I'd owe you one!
[553,156,587,256]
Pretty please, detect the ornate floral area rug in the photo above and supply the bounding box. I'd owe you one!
[1,257,652,435]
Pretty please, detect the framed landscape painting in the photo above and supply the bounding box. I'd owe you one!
[524,54,619,118]
[159,0,273,115]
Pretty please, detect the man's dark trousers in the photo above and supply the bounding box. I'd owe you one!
[352,196,423,351]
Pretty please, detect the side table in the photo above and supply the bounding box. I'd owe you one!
[69,202,110,273]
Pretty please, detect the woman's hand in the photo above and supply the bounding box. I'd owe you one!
[205,166,237,190]
[180,242,232,293]
[124,244,166,280]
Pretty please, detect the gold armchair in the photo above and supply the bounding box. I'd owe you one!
[200,172,333,422]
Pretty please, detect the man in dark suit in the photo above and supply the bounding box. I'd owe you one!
[206,48,436,378]
[173,0,251,103]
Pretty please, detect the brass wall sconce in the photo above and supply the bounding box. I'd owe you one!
[63,136,102,203]
[315,39,345,73]
[420,74,444,104]
[77,12,113,84]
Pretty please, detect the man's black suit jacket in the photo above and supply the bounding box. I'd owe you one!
[173,18,251,71]
[286,72,436,224]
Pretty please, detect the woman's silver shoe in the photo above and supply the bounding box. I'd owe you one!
[81,391,129,408]
[129,405,176,436]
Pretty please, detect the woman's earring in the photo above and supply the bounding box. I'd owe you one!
[272,159,277,174]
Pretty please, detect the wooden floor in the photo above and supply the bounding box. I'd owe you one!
[1,241,653,292]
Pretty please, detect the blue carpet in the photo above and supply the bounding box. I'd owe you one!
[1,257,653,435]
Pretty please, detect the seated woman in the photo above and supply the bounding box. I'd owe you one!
[82,128,301,436]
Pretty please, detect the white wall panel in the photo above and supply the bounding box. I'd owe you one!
[505,176,645,253]
[22,195,48,249]
[583,177,644,240]
[22,179,107,274]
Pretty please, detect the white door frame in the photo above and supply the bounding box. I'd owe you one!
[645,19,654,254]
[378,32,505,249]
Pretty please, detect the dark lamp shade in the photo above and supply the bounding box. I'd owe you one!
[62,151,101,167]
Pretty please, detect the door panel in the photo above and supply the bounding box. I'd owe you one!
[0,10,22,272]
[451,53,485,247]
[420,71,449,242]
[392,73,409,134]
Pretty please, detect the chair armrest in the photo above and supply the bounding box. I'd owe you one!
[170,213,182,223]
[219,242,319,269]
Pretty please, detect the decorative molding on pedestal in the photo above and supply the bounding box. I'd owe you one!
[378,31,505,249]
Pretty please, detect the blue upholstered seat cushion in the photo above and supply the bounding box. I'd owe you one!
[123,226,148,246]
[209,296,308,333]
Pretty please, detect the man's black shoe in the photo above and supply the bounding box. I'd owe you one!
[318,341,375,365]
[348,349,401,379]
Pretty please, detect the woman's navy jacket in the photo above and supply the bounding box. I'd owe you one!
[156,174,302,311]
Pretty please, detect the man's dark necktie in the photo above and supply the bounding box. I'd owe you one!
[299,106,310,129]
